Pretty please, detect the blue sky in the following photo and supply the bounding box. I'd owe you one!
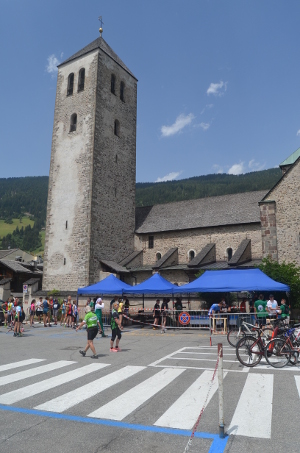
[1,0,300,182]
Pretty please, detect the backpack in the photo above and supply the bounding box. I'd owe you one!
[283,304,289,315]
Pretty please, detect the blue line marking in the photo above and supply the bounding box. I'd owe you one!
[0,405,228,452]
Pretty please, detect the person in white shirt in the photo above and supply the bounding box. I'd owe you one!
[267,294,278,319]
[95,297,106,337]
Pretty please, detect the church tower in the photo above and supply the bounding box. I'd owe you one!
[43,32,137,291]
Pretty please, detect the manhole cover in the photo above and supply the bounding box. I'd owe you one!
[60,346,83,350]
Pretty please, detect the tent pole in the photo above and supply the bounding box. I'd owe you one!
[143,294,144,309]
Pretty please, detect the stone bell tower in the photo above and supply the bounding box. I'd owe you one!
[43,30,137,291]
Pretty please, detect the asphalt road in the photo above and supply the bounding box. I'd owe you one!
[0,322,299,453]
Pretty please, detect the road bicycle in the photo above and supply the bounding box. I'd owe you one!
[227,316,274,347]
[264,324,300,368]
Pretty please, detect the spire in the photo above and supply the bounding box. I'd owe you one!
[98,16,104,37]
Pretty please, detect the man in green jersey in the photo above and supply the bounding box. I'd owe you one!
[279,298,290,323]
[76,306,101,358]
[110,302,123,352]
[254,294,268,325]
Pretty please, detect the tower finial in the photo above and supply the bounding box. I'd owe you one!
[98,16,104,37]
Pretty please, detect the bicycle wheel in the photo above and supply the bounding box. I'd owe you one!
[227,328,245,347]
[236,335,263,367]
[264,338,291,368]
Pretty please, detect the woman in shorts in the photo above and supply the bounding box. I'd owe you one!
[76,306,100,358]
[60,300,66,326]
[30,299,36,327]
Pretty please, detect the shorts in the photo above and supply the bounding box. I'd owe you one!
[87,327,98,341]
[111,327,121,341]
[36,310,42,316]
[257,316,267,325]
[72,316,77,322]
[53,310,58,317]
[43,309,49,315]
[30,310,35,316]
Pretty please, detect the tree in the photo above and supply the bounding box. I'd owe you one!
[258,258,300,309]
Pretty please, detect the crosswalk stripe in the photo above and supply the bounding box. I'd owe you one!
[295,376,300,396]
[35,366,145,413]
[228,373,273,438]
[0,363,107,405]
[0,359,45,373]
[154,370,227,430]
[0,361,75,387]
[88,368,185,420]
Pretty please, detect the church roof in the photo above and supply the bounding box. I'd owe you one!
[279,148,300,167]
[59,37,137,80]
[135,190,267,234]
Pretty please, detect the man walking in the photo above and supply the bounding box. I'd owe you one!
[95,298,106,337]
[76,306,100,359]
[110,301,123,352]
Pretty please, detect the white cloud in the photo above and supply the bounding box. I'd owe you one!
[199,122,210,131]
[46,54,61,76]
[200,104,214,114]
[248,159,266,171]
[213,164,224,174]
[155,171,182,183]
[228,162,245,175]
[297,129,300,136]
[161,113,195,137]
[207,81,228,96]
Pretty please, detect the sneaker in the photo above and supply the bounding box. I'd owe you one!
[48,324,52,327]
[91,355,98,359]
[110,348,118,352]
[101,334,107,337]
[13,333,17,337]
[79,350,86,357]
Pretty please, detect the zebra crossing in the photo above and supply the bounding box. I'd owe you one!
[0,357,299,439]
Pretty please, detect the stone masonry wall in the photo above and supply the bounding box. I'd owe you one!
[136,223,262,266]
[259,201,278,261]
[262,160,300,266]
[89,51,137,284]
[43,51,98,291]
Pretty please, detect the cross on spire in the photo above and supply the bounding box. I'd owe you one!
[98,16,104,36]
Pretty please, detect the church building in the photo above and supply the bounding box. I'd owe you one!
[43,32,300,292]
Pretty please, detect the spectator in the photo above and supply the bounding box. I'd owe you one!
[267,294,278,319]
[254,294,268,325]
[110,301,123,352]
[161,298,169,334]
[53,299,60,325]
[30,299,36,327]
[279,298,290,324]
[153,299,161,329]
[95,297,106,337]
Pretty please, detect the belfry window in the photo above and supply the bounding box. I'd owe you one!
[120,82,125,102]
[70,113,77,132]
[227,247,233,261]
[111,74,116,94]
[78,68,85,92]
[67,73,74,96]
[114,119,120,136]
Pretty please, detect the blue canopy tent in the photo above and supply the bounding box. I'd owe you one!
[77,274,132,295]
[176,269,290,293]
[123,273,178,294]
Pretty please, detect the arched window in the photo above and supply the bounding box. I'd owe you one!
[188,250,195,262]
[78,68,85,92]
[67,73,74,96]
[70,113,77,132]
[227,247,233,261]
[111,74,116,94]
[114,119,120,136]
[156,252,162,261]
[120,81,125,102]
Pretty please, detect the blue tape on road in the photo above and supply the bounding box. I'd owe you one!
[0,404,228,451]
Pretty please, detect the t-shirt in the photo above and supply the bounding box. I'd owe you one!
[161,302,168,313]
[254,299,268,317]
[36,301,42,311]
[208,304,221,315]
[111,309,119,330]
[154,303,160,317]
[30,303,35,311]
[267,300,278,315]
[84,312,98,329]
[280,304,289,318]
[15,306,21,319]
[61,303,66,312]
[53,301,60,310]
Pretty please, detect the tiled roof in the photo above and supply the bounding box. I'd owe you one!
[59,37,137,80]
[228,239,251,265]
[100,260,129,274]
[119,251,143,267]
[135,191,267,234]
[0,278,12,285]
[0,249,18,260]
[0,259,32,274]
[153,248,178,269]
[188,243,215,267]
[23,278,41,286]
[260,155,300,202]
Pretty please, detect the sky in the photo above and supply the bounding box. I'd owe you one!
[1,0,300,183]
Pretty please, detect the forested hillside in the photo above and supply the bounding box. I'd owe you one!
[0,168,282,252]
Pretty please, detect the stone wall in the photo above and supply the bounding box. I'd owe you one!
[136,223,262,266]
[259,201,278,261]
[261,160,300,266]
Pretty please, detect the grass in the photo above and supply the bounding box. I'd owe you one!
[0,217,34,239]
